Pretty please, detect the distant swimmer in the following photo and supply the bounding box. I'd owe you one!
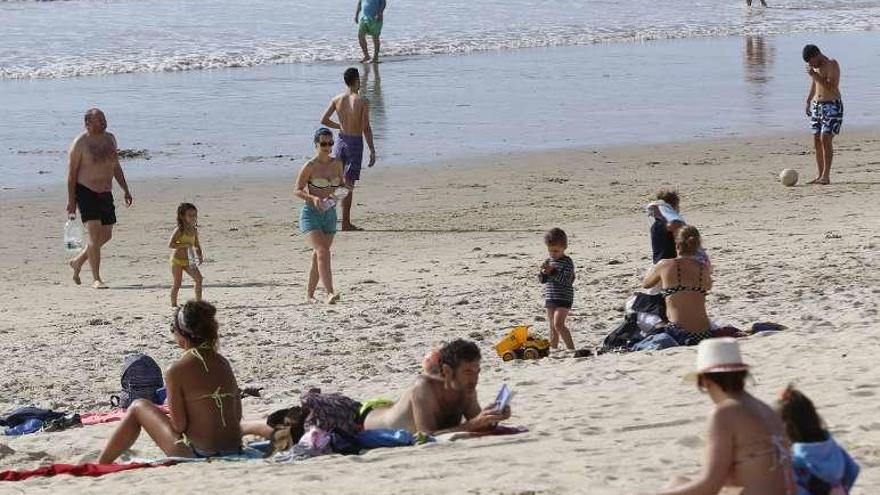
[354,0,386,63]
[321,68,376,231]
[66,108,133,289]
[803,44,842,185]
[746,0,767,6]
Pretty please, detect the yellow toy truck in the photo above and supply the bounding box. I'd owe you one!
[496,326,550,361]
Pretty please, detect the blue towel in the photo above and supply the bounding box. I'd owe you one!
[1,407,65,427]
[4,418,44,436]
[792,437,859,494]
[356,429,417,448]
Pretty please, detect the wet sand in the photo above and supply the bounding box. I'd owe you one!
[3,31,880,189]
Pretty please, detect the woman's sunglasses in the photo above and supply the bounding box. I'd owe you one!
[319,141,334,148]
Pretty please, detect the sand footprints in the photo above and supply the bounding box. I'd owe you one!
[616,418,695,434]
[849,382,878,398]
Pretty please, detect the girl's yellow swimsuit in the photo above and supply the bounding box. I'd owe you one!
[170,233,196,267]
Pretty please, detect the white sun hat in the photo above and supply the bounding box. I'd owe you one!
[684,337,749,382]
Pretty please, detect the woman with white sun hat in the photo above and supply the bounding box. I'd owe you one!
[643,338,797,495]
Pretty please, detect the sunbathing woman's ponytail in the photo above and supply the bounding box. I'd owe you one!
[777,384,829,444]
[176,300,219,349]
[676,225,702,256]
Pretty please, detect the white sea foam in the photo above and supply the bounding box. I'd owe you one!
[1,0,878,79]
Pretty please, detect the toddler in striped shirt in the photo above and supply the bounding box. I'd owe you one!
[539,228,576,350]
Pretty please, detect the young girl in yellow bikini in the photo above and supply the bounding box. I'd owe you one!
[169,203,204,308]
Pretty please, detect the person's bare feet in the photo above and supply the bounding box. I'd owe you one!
[807,177,822,184]
[325,293,340,305]
[68,260,81,285]
[92,280,108,289]
[360,56,371,63]
[818,177,831,185]
[305,294,318,304]
[341,224,364,232]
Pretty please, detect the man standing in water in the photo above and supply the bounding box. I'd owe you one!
[803,44,842,185]
[321,68,376,231]
[66,108,133,288]
[355,0,386,63]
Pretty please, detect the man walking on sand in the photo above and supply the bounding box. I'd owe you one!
[66,108,133,289]
[803,44,842,185]
[321,68,376,231]
[355,0,386,63]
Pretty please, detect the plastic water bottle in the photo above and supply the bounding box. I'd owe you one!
[187,246,198,267]
[64,216,84,254]
[320,187,349,211]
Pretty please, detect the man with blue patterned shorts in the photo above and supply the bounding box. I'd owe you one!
[803,44,842,185]
[355,0,386,63]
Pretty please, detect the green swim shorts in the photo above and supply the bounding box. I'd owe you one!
[359,18,383,37]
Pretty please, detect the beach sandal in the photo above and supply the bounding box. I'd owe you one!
[41,414,82,433]
[265,406,305,456]
[573,348,594,358]
[240,386,263,399]
[748,322,788,334]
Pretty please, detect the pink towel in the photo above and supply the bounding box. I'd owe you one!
[81,405,170,426]
[1,462,172,481]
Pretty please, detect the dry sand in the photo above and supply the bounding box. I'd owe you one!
[0,130,878,494]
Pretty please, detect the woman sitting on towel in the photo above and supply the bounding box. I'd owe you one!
[98,301,242,462]
[642,225,714,346]
[640,339,796,495]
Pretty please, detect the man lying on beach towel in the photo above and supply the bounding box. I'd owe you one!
[362,339,511,435]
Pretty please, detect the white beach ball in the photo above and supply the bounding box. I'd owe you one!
[779,168,798,187]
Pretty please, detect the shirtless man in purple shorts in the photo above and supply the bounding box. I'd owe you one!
[321,67,376,231]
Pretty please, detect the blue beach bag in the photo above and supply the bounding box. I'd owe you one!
[110,353,164,409]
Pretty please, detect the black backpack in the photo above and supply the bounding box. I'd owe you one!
[110,353,164,409]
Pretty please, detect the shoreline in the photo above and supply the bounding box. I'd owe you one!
[3,30,880,189]
[4,125,879,201]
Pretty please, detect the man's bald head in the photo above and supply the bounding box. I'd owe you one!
[84,108,108,134]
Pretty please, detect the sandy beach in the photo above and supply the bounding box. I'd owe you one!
[0,129,878,493]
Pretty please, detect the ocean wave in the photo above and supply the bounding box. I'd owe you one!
[1,11,877,80]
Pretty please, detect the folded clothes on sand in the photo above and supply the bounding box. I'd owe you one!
[1,407,68,436]
[4,418,45,436]
[0,462,173,481]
